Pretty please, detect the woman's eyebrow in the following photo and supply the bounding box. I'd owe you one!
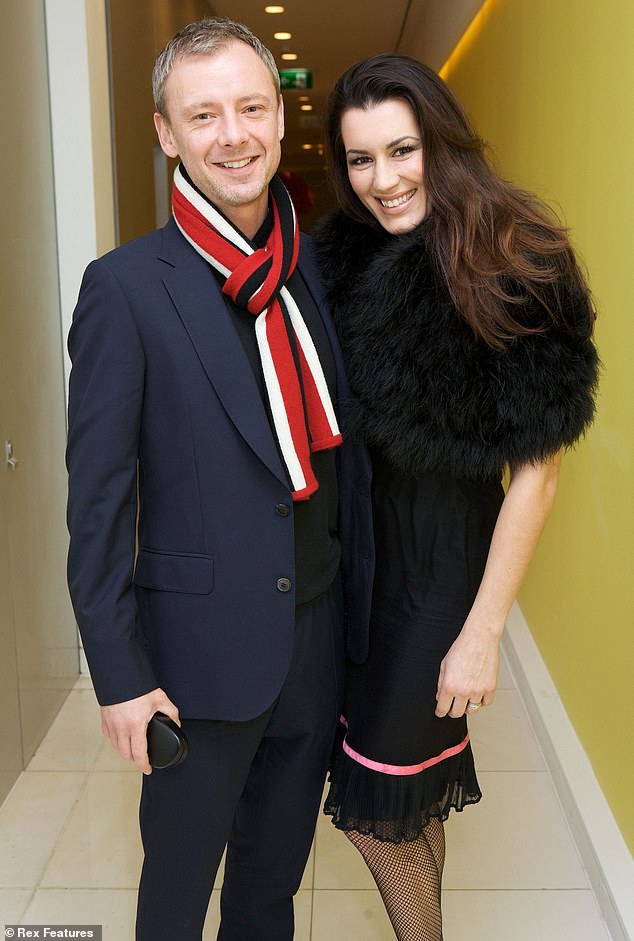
[346,135,420,155]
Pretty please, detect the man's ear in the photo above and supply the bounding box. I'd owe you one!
[277,95,285,142]
[154,112,179,158]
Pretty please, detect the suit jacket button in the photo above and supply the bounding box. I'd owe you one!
[275,503,291,517]
[276,577,292,593]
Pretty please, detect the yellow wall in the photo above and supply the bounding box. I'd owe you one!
[440,0,634,851]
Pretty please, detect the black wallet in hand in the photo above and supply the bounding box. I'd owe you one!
[146,712,189,769]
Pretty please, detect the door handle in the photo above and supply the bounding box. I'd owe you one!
[4,440,18,470]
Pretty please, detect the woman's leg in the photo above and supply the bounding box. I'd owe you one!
[345,816,445,941]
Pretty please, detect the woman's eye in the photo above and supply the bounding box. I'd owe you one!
[394,145,415,157]
[349,156,371,167]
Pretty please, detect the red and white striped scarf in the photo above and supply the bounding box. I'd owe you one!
[172,165,341,501]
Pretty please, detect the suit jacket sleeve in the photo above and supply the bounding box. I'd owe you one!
[66,258,158,705]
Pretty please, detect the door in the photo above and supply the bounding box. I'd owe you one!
[0,0,79,774]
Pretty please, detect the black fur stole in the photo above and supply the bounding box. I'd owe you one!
[314,211,599,479]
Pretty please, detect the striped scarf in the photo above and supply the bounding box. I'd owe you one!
[172,165,341,501]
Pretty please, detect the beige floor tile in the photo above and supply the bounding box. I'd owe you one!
[23,888,137,935]
[40,772,142,889]
[314,812,376,890]
[312,889,393,940]
[444,771,588,889]
[73,674,95,690]
[202,889,221,937]
[2,652,608,941]
[202,888,312,939]
[443,889,611,940]
[79,649,90,676]
[294,889,313,941]
[27,690,103,772]
[300,841,315,891]
[313,888,611,941]
[0,888,33,922]
[469,689,546,772]
[213,849,226,890]
[92,739,138,772]
[0,770,22,808]
[0,771,86,888]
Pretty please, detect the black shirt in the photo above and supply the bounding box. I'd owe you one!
[214,212,340,606]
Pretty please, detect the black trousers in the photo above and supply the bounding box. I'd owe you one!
[135,578,344,940]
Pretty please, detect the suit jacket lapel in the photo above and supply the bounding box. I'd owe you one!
[297,234,353,404]
[158,221,289,489]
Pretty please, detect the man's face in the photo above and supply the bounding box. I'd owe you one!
[155,42,284,236]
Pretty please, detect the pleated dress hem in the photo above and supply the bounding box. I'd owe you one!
[323,727,482,844]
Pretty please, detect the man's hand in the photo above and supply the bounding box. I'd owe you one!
[100,689,180,774]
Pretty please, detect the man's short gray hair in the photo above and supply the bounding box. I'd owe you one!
[152,17,281,117]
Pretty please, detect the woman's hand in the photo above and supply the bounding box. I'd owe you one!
[435,451,563,719]
[435,617,501,718]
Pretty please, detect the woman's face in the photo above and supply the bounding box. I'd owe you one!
[340,98,427,234]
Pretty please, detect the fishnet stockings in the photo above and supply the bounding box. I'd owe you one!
[345,816,445,941]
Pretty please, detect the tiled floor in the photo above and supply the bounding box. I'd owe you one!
[0,658,612,939]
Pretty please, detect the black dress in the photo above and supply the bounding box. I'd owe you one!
[315,210,599,844]
[324,452,504,842]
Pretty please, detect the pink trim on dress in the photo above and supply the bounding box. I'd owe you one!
[340,716,470,776]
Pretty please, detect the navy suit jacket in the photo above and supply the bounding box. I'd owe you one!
[66,219,374,720]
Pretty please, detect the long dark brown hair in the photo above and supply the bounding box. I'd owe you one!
[326,54,594,348]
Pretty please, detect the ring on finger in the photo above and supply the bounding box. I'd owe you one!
[467,699,483,712]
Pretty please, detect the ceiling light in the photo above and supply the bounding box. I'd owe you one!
[302,144,313,150]
[300,104,313,111]
[274,31,292,40]
[298,95,310,102]
[281,53,298,61]
[265,5,285,12]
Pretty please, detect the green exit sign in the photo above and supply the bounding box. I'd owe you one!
[279,69,313,90]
